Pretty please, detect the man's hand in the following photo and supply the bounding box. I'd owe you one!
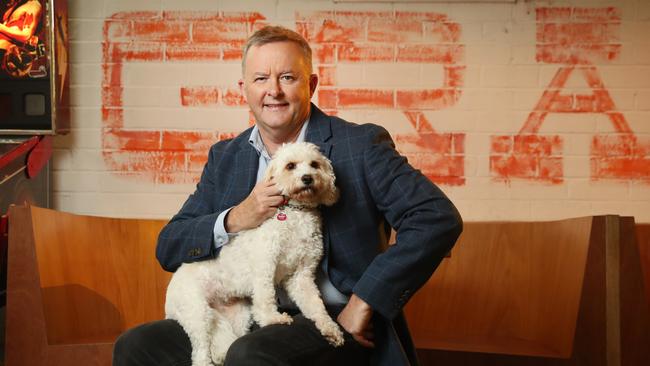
[337,294,375,348]
[225,181,284,233]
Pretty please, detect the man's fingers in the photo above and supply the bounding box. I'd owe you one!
[353,334,375,348]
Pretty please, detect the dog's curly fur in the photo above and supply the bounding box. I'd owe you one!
[165,142,344,366]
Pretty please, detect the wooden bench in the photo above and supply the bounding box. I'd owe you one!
[6,205,170,366]
[6,206,650,365]
[407,216,650,366]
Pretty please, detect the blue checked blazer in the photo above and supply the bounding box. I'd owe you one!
[157,105,463,366]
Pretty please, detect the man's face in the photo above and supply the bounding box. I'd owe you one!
[240,41,318,137]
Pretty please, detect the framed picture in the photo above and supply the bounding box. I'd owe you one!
[0,0,69,135]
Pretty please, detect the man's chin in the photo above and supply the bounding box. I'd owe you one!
[257,114,294,128]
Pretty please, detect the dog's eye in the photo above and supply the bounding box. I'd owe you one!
[286,162,296,170]
[310,161,320,169]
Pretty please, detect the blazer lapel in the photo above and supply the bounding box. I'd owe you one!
[305,104,334,262]
[306,104,333,158]
[233,130,259,197]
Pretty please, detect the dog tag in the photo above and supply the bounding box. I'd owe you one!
[277,213,287,221]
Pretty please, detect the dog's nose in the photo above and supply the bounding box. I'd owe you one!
[301,175,313,185]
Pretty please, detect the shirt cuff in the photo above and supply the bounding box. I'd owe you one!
[213,207,236,249]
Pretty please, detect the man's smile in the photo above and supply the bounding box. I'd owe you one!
[264,103,289,111]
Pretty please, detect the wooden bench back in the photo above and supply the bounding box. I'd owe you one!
[6,205,171,366]
[30,205,171,344]
[405,217,593,358]
[7,206,648,366]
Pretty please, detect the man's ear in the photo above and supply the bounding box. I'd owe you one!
[309,74,318,97]
[238,79,247,102]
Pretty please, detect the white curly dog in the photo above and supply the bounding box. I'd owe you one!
[165,142,345,366]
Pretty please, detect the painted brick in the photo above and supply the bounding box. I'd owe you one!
[103,42,164,63]
[103,20,133,41]
[338,89,394,109]
[395,11,448,23]
[104,129,161,151]
[166,43,221,61]
[423,21,461,43]
[180,86,220,107]
[396,89,460,110]
[133,20,190,42]
[300,17,366,43]
[192,21,248,43]
[367,19,423,43]
[338,44,394,62]
[222,88,248,106]
[318,66,336,86]
[537,23,621,44]
[536,44,622,64]
[62,3,648,225]
[396,44,463,64]
[223,42,245,60]
[161,131,217,151]
[317,89,337,109]
[313,44,336,64]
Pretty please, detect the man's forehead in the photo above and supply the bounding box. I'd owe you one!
[244,42,309,70]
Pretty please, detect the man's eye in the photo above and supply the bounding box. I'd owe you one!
[310,161,320,169]
[286,162,296,170]
[280,75,295,82]
[254,77,267,82]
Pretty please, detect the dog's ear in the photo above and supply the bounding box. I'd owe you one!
[321,161,339,206]
[321,181,339,206]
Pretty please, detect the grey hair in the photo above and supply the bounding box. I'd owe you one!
[241,25,313,74]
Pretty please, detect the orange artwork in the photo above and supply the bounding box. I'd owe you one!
[102,10,466,185]
[490,7,650,184]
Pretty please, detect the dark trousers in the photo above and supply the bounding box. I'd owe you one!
[112,312,370,366]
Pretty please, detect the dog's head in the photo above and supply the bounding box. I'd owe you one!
[264,142,339,207]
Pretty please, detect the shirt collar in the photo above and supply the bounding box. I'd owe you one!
[248,117,310,157]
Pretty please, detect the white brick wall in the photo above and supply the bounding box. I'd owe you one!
[54,0,650,222]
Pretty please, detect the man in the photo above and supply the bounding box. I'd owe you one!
[113,25,462,366]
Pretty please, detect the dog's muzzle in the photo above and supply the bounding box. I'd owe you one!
[301,175,313,186]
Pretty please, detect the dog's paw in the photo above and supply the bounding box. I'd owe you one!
[210,353,226,366]
[260,312,293,327]
[316,320,345,347]
[191,353,213,366]
[210,345,227,366]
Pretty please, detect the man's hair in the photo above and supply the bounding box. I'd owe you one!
[242,25,313,73]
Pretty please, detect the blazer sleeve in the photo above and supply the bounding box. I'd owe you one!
[156,144,225,272]
[352,126,463,320]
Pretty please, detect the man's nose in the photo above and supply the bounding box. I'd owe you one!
[301,175,313,186]
[266,79,283,97]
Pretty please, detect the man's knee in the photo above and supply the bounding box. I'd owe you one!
[112,326,142,366]
[112,320,191,366]
[224,334,286,366]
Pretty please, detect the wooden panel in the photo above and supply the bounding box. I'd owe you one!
[620,218,650,366]
[405,217,593,358]
[6,205,49,366]
[636,224,650,309]
[6,205,172,366]
[29,206,171,344]
[415,216,650,366]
